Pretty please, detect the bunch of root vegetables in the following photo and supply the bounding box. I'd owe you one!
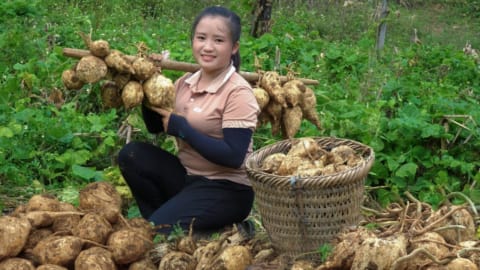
[61,35,323,139]
[259,137,366,177]
[61,34,175,112]
[253,72,322,139]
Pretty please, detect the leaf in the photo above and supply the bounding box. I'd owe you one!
[72,165,102,181]
[395,162,418,178]
[0,126,14,138]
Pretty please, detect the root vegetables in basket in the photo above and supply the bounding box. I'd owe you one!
[260,138,365,177]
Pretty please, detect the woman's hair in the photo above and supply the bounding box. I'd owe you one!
[191,6,242,71]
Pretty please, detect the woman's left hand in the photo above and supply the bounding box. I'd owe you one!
[148,106,171,131]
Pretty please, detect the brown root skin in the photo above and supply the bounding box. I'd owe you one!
[253,87,270,110]
[122,80,144,109]
[281,106,303,139]
[265,101,283,136]
[0,216,32,261]
[79,181,123,224]
[0,257,35,270]
[261,71,286,107]
[132,57,156,81]
[26,194,61,212]
[282,79,305,107]
[89,39,110,58]
[177,219,197,255]
[36,264,69,270]
[107,229,154,265]
[300,86,322,130]
[105,50,135,74]
[207,245,252,270]
[101,81,123,109]
[23,210,84,228]
[72,213,113,245]
[143,72,175,110]
[61,69,84,90]
[75,55,108,84]
[158,251,196,270]
[74,247,116,270]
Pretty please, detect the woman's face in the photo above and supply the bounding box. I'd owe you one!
[192,16,238,76]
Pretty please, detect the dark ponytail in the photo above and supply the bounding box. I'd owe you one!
[191,6,242,71]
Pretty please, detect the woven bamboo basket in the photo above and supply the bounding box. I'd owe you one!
[246,137,374,258]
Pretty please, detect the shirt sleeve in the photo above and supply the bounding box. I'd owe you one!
[222,86,260,130]
[141,103,165,134]
[167,114,253,168]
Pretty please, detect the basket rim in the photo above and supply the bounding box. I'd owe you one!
[246,136,375,188]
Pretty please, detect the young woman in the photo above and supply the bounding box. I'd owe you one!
[118,6,259,235]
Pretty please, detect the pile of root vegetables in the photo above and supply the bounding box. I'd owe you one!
[0,181,158,270]
[315,194,480,270]
[61,36,322,139]
[2,183,480,270]
[0,181,271,270]
[259,137,366,177]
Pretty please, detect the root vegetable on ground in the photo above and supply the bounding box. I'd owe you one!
[32,235,92,266]
[207,245,252,270]
[72,213,113,245]
[25,194,61,212]
[425,205,476,245]
[107,228,153,265]
[78,181,122,224]
[158,251,196,270]
[36,264,68,270]
[0,216,32,261]
[128,257,157,270]
[74,247,117,270]
[22,210,84,228]
[0,257,35,270]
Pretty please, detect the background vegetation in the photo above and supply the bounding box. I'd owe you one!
[1,0,479,216]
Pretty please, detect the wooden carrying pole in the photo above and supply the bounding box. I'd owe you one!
[62,48,319,85]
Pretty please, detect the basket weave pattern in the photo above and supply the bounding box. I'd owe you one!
[246,137,375,257]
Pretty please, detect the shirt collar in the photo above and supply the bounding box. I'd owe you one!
[185,64,236,94]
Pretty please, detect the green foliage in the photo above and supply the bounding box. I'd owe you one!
[316,243,333,263]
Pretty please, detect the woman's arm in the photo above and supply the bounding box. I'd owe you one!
[167,114,252,168]
[141,103,165,133]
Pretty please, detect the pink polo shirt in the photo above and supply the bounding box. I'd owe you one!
[173,65,260,186]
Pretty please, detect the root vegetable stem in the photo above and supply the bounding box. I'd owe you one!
[391,247,453,270]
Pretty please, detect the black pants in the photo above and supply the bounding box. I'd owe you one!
[117,141,254,234]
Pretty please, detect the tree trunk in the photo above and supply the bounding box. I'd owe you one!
[250,0,273,38]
